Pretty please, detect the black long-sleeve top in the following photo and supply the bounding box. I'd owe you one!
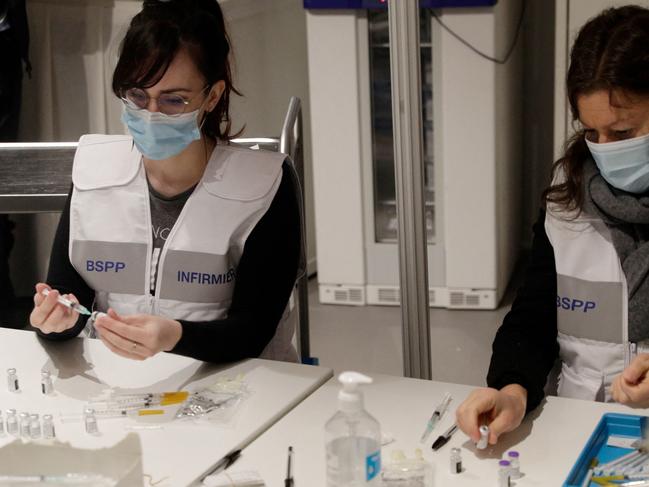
[6,0,30,67]
[41,164,301,363]
[487,209,560,413]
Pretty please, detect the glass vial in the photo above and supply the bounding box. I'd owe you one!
[506,451,521,479]
[0,411,4,435]
[7,368,18,392]
[84,408,98,435]
[43,414,55,439]
[6,409,18,435]
[498,460,511,487]
[41,371,54,395]
[19,412,30,437]
[450,447,462,474]
[29,414,41,439]
[476,425,489,450]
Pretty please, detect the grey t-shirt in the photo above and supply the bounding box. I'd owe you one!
[147,180,196,293]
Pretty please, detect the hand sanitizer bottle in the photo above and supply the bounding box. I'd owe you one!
[325,371,381,487]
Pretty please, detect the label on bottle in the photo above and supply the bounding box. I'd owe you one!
[366,451,381,482]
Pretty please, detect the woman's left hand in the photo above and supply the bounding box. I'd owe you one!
[611,354,649,407]
[94,309,182,361]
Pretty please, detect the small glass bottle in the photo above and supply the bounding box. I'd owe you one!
[6,409,18,435]
[84,408,98,435]
[476,424,489,450]
[41,371,54,395]
[450,447,462,474]
[29,414,41,439]
[498,460,512,487]
[43,414,55,439]
[19,412,31,437]
[506,450,521,479]
[0,411,4,435]
[7,368,18,392]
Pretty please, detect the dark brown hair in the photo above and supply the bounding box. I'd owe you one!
[543,5,649,212]
[112,0,241,141]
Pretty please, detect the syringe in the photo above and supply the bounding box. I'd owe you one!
[92,391,189,408]
[421,392,453,443]
[60,407,165,423]
[41,288,91,316]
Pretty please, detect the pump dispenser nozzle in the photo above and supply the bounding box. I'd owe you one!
[338,371,373,414]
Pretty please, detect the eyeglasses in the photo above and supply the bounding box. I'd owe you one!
[120,85,210,116]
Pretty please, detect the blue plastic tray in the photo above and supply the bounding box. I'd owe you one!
[564,413,647,487]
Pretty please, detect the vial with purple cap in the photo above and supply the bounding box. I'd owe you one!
[498,459,511,487]
[506,450,521,478]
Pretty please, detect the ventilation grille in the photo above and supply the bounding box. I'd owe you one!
[450,291,481,307]
[449,292,464,306]
[349,289,363,303]
[332,288,363,304]
[378,288,399,303]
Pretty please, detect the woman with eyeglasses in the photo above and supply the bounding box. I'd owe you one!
[28,0,301,363]
[455,5,649,446]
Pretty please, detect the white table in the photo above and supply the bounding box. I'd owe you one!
[0,328,333,486]
[234,373,642,486]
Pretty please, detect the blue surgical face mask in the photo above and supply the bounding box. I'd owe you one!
[121,105,203,160]
[586,132,649,193]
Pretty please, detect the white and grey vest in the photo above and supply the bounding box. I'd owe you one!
[546,204,647,401]
[69,134,297,362]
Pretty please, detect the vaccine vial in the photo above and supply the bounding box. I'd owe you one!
[498,460,512,487]
[84,408,98,435]
[506,451,521,479]
[29,414,41,439]
[7,368,18,392]
[6,409,18,435]
[476,425,489,450]
[450,447,462,474]
[0,411,4,435]
[41,371,54,395]
[19,412,30,437]
[43,414,55,439]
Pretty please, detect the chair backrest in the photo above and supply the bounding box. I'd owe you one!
[0,142,76,213]
[233,97,312,362]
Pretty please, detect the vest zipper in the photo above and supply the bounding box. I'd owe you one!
[153,171,205,316]
[622,276,633,368]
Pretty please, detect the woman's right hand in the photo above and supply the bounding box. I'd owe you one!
[455,384,527,445]
[29,283,80,333]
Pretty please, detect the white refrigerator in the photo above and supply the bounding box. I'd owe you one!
[307,1,524,309]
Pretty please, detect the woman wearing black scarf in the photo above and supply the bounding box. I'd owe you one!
[456,5,649,447]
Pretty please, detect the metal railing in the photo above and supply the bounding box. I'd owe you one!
[280,97,311,362]
[0,98,311,360]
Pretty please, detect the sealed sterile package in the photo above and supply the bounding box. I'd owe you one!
[176,375,249,423]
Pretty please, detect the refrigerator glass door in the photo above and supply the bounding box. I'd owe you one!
[369,9,434,244]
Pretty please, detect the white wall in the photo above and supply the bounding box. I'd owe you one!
[223,0,317,275]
